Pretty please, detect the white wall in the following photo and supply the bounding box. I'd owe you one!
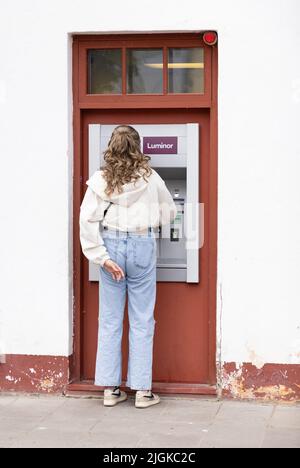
[0,0,299,365]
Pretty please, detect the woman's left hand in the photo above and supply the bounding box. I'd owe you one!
[103,259,125,281]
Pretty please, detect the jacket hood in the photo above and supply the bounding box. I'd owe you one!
[86,170,149,207]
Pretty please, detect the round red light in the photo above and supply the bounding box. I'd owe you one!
[203,31,217,46]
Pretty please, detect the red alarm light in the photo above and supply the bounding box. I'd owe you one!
[203,31,218,46]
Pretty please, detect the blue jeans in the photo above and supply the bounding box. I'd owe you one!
[94,229,157,390]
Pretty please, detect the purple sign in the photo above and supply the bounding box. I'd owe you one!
[143,136,178,154]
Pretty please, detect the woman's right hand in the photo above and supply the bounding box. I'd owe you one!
[103,259,125,281]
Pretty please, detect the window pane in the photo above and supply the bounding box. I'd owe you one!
[168,48,204,94]
[127,49,163,94]
[88,49,122,94]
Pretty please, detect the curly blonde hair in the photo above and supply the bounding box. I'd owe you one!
[102,125,152,196]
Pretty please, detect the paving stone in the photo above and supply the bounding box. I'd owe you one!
[0,395,65,419]
[0,395,17,408]
[0,416,43,433]
[269,405,300,429]
[215,401,273,423]
[10,429,83,448]
[0,431,29,448]
[0,395,299,448]
[199,421,266,448]
[83,421,148,448]
[159,399,221,424]
[45,398,103,421]
[262,427,300,448]
[77,431,143,449]
[136,421,204,448]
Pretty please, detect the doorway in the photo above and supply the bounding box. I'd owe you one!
[71,33,218,394]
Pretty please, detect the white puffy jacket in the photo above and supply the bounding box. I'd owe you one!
[79,169,177,266]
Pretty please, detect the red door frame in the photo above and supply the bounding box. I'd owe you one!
[70,33,218,394]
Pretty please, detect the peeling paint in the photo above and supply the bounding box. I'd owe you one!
[5,375,15,382]
[38,378,55,392]
[279,370,288,379]
[222,362,300,402]
[254,385,295,400]
[0,355,69,393]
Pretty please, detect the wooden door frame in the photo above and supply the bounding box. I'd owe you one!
[69,33,218,394]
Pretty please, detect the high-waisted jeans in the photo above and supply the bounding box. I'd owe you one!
[94,228,157,390]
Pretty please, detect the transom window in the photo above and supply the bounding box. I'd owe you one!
[87,47,204,95]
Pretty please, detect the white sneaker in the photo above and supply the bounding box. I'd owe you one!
[135,390,160,409]
[103,387,127,407]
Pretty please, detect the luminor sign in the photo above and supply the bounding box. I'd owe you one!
[143,136,178,154]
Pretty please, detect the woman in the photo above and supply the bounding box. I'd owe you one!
[79,125,177,409]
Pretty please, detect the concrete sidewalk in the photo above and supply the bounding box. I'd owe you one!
[0,394,299,448]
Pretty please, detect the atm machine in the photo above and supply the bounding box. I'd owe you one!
[88,123,199,283]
